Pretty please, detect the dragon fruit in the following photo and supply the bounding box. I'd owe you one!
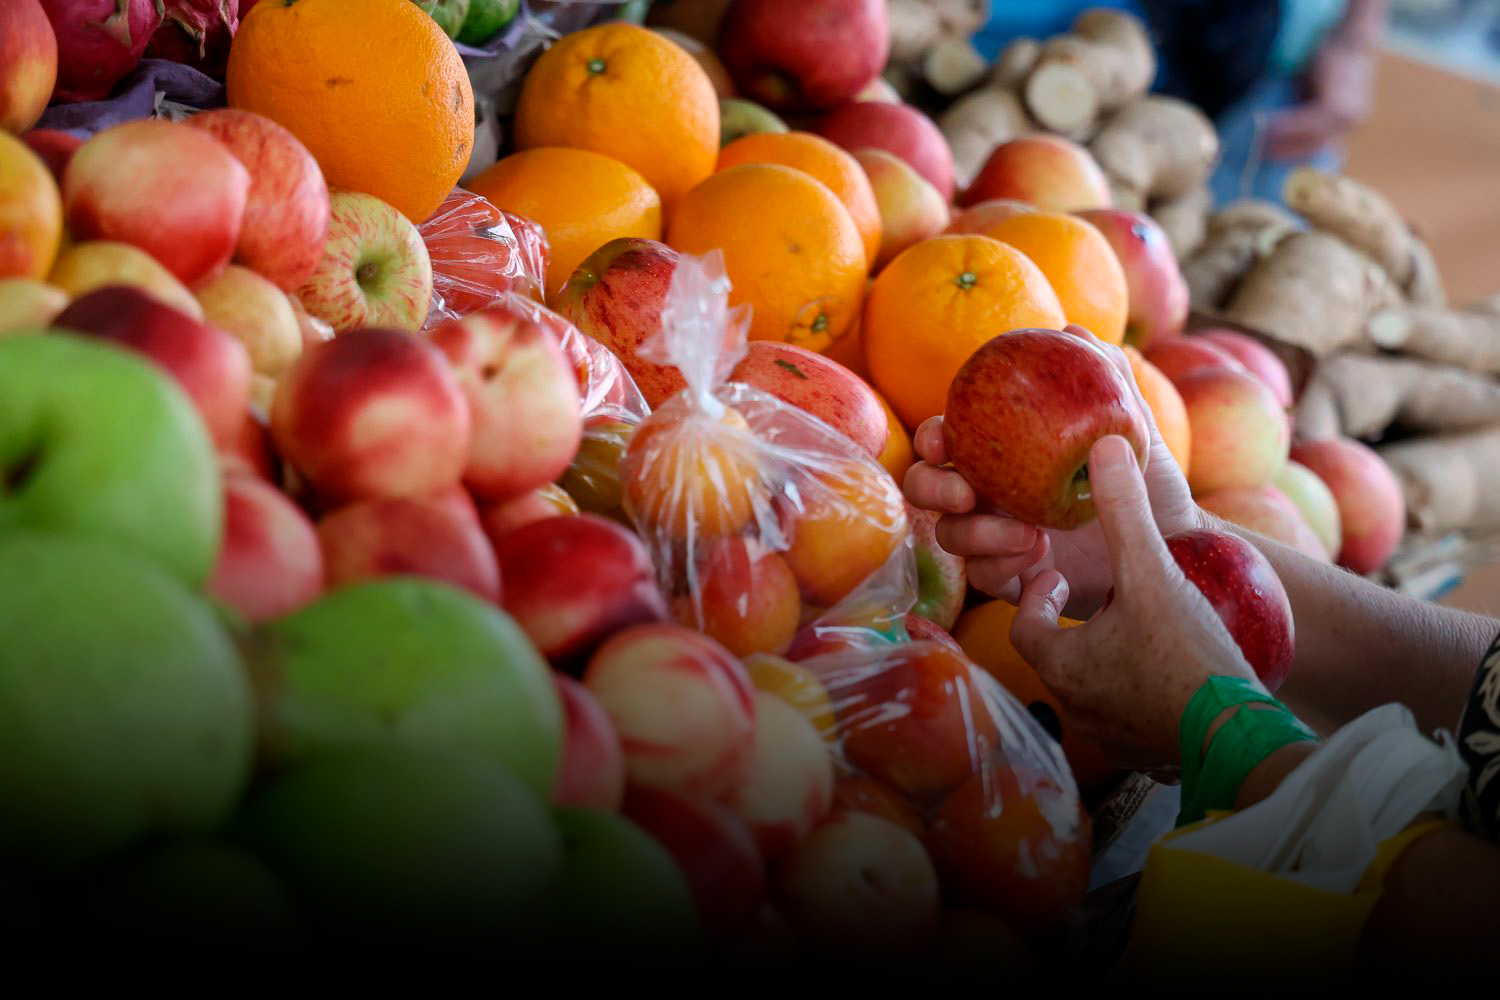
[145,0,240,78]
[41,0,166,102]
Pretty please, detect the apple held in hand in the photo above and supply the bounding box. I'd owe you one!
[1166,528,1295,691]
[720,0,890,112]
[943,328,1150,530]
[209,471,325,623]
[296,190,433,333]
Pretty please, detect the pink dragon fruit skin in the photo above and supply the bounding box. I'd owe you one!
[145,0,239,77]
[41,0,166,102]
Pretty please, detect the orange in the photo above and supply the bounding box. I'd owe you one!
[717,131,881,269]
[953,600,1121,797]
[875,391,914,482]
[622,402,764,543]
[667,164,865,352]
[961,209,1128,346]
[1125,345,1191,477]
[822,285,870,377]
[863,234,1066,430]
[514,23,718,213]
[0,131,62,280]
[226,0,472,224]
[467,148,662,302]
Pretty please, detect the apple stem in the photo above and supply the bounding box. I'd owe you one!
[356,261,380,287]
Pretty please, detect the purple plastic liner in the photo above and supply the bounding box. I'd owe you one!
[35,59,225,139]
[453,0,532,58]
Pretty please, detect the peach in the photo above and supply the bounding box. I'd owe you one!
[20,128,81,183]
[773,811,941,956]
[816,100,954,200]
[1273,460,1343,559]
[744,653,837,738]
[676,537,801,658]
[1291,437,1406,574]
[1177,367,1290,495]
[1195,328,1294,409]
[908,503,965,630]
[185,109,331,293]
[944,198,1036,234]
[928,765,1091,935]
[1198,486,1330,563]
[315,491,502,603]
[0,0,57,134]
[478,483,580,546]
[63,120,249,286]
[270,327,470,504]
[194,265,303,378]
[622,785,767,942]
[780,458,908,608]
[0,130,62,281]
[495,514,668,667]
[208,471,324,623]
[729,340,888,459]
[852,147,950,272]
[427,304,583,502]
[47,240,202,319]
[839,644,999,801]
[53,285,251,445]
[553,674,627,813]
[1143,335,1245,384]
[583,623,757,799]
[961,135,1111,212]
[0,277,67,333]
[552,237,687,407]
[1076,208,1189,349]
[726,692,835,863]
[830,776,926,842]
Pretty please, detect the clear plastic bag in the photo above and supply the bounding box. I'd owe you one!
[420,188,550,322]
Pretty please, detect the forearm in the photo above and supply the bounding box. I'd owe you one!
[1335,0,1388,48]
[1202,512,1496,735]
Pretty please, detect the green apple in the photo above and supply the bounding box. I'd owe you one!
[418,0,471,39]
[719,98,789,147]
[236,747,561,940]
[253,578,563,798]
[457,0,520,45]
[550,807,700,955]
[0,334,220,585]
[0,533,254,873]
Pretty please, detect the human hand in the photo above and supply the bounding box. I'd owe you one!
[1009,435,1259,778]
[902,332,1202,617]
[1265,39,1375,161]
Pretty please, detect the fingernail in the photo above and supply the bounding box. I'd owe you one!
[1046,574,1069,607]
[1093,435,1132,473]
[939,479,966,509]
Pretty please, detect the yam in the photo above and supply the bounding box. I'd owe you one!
[923,37,989,96]
[1151,185,1212,261]
[1381,428,1500,535]
[1023,8,1155,134]
[991,37,1040,90]
[1296,353,1500,439]
[1368,305,1500,373]
[1403,235,1446,307]
[1223,231,1385,356]
[1283,167,1414,286]
[1180,200,1298,310]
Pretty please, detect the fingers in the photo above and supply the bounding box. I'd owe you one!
[966,532,1050,599]
[903,462,976,515]
[1009,568,1072,669]
[912,417,947,466]
[935,514,1037,558]
[1088,435,1175,591]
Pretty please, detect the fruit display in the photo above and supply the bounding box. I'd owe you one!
[2,0,1484,971]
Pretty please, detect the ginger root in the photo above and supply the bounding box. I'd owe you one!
[1294,353,1500,440]
[938,87,1032,190]
[1283,167,1416,286]
[1022,8,1155,135]
[1381,427,1500,535]
[886,0,945,63]
[991,37,1040,90]
[1402,235,1446,307]
[1089,96,1219,202]
[1181,200,1299,309]
[1368,305,1500,374]
[1151,184,1212,261]
[923,37,989,96]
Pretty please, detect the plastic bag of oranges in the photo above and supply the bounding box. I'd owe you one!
[420,187,551,321]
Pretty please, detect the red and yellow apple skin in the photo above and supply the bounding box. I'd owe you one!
[209,471,325,623]
[552,674,627,813]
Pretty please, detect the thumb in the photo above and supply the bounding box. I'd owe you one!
[1009,568,1070,671]
[1089,435,1176,591]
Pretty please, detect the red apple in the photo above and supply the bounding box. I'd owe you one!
[553,238,687,407]
[583,623,757,799]
[185,109,331,293]
[315,491,502,603]
[945,198,1036,234]
[478,483,580,545]
[270,326,470,504]
[904,614,964,654]
[421,189,551,313]
[830,776,926,841]
[295,190,433,333]
[208,471,324,623]
[1273,460,1343,560]
[726,692,834,863]
[1143,335,1246,385]
[773,811,941,956]
[219,410,276,482]
[0,0,57,134]
[553,674,627,813]
[53,286,251,446]
[961,135,1112,212]
[1075,208,1188,349]
[1165,528,1296,691]
[1194,328,1294,409]
[719,0,889,112]
[1198,485,1330,563]
[427,304,583,502]
[1176,367,1290,495]
[41,0,161,102]
[942,329,1150,530]
[494,514,668,667]
[1290,438,1406,575]
[852,148,950,272]
[63,120,250,287]
[816,101,955,201]
[907,504,965,630]
[20,129,81,183]
[729,341,888,459]
[622,785,767,942]
[675,536,801,658]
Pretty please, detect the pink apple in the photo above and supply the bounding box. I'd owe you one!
[553,674,627,813]
[185,109,331,293]
[729,341,887,458]
[960,135,1111,212]
[1143,335,1246,385]
[1273,460,1343,560]
[0,0,56,134]
[208,471,324,623]
[270,326,470,504]
[583,623,757,799]
[62,119,249,287]
[1198,486,1330,563]
[1176,367,1289,495]
[194,264,303,378]
[773,811,941,956]
[295,190,433,333]
[817,101,955,201]
[553,237,686,408]
[20,128,81,183]
[1194,328,1294,409]
[426,303,583,502]
[495,514,669,667]
[907,503,965,630]
[478,483,580,546]
[1076,208,1189,349]
[315,491,502,603]
[1291,438,1406,575]
[720,0,890,112]
[852,148,949,271]
[725,692,834,863]
[53,286,251,445]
